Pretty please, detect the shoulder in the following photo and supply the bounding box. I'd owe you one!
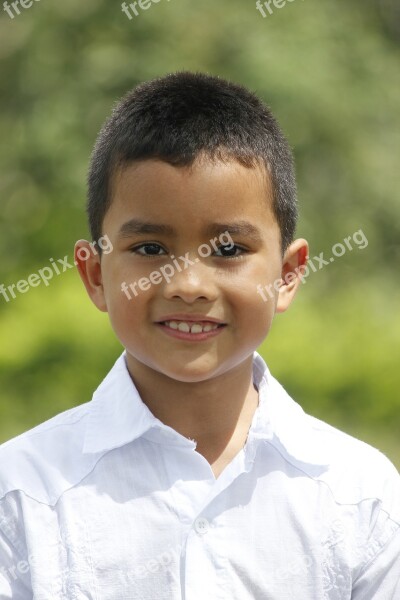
[303,412,400,523]
[0,401,97,506]
[263,370,400,522]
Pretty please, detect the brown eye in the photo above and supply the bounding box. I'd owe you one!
[214,244,245,258]
[130,243,166,256]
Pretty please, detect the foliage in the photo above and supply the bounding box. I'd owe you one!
[0,0,399,467]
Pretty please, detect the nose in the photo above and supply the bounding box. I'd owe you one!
[161,255,219,303]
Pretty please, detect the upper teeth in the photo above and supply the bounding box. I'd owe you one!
[164,321,220,333]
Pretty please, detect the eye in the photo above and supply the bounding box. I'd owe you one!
[130,243,167,257]
[214,244,246,258]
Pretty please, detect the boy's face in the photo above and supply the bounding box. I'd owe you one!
[76,157,308,382]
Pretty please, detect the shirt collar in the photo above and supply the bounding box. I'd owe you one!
[82,351,331,467]
[250,353,331,466]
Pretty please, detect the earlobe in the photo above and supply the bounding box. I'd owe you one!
[74,240,108,312]
[276,238,309,313]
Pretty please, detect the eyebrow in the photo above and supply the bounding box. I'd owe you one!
[117,219,263,242]
[118,219,175,238]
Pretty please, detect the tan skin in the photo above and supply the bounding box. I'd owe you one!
[75,156,308,479]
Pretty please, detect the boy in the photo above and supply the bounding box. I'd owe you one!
[0,72,399,599]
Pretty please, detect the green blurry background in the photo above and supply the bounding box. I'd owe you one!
[0,0,399,467]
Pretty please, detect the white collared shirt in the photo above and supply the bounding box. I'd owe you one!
[0,350,399,599]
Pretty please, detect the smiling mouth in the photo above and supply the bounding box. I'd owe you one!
[159,320,225,334]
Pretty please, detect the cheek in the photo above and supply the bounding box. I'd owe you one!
[246,291,276,329]
[224,275,277,325]
[102,268,146,330]
[105,294,151,355]
[226,261,281,302]
[108,296,135,336]
[237,263,280,321]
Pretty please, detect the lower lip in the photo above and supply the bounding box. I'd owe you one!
[156,323,226,341]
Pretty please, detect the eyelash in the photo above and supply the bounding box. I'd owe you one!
[129,243,247,259]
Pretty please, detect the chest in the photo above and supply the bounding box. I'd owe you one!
[22,463,355,600]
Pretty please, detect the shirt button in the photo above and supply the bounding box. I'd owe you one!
[194,517,210,535]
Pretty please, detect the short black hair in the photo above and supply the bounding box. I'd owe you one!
[87,72,298,253]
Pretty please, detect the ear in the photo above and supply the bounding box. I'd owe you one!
[74,240,108,312]
[276,238,309,313]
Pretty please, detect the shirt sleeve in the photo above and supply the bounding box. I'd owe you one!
[351,525,400,599]
[351,456,400,599]
[0,495,33,599]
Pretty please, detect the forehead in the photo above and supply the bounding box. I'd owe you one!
[104,157,278,238]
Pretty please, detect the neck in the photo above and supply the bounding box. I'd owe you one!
[125,353,259,465]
